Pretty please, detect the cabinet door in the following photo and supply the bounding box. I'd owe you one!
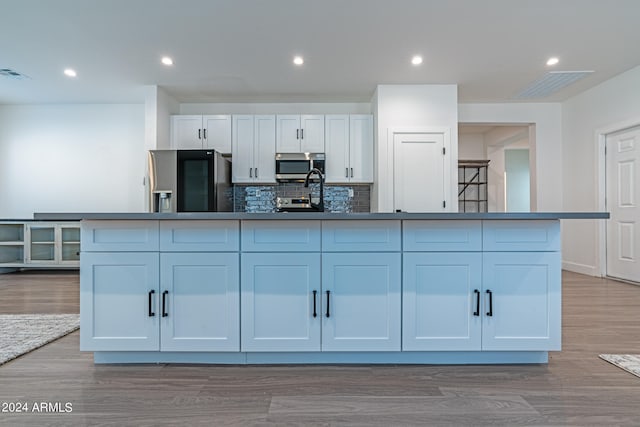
[232,115,255,183]
[203,115,232,154]
[80,252,160,351]
[482,252,561,351]
[321,253,401,351]
[349,114,374,183]
[324,115,350,183]
[300,115,325,153]
[160,253,239,352]
[403,253,482,351]
[26,224,55,264]
[170,115,203,150]
[241,252,320,351]
[59,224,81,265]
[254,115,276,183]
[276,115,301,152]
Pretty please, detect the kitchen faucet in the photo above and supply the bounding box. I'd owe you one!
[304,168,324,212]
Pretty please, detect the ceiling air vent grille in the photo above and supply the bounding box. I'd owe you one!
[513,71,594,99]
[0,68,30,80]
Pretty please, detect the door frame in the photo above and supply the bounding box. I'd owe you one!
[387,127,452,212]
[596,116,640,278]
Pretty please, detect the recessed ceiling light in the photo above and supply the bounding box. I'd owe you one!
[63,68,77,77]
[293,56,304,66]
[546,57,559,66]
[161,56,173,66]
[411,55,423,66]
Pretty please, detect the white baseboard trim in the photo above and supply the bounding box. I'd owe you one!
[562,261,599,277]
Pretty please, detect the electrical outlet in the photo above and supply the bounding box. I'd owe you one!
[348,188,354,198]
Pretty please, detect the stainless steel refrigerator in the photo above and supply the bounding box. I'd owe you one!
[148,150,233,213]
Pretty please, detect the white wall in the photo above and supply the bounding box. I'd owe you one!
[562,65,640,276]
[458,103,562,212]
[0,104,145,217]
[180,103,371,115]
[458,133,485,159]
[372,85,459,212]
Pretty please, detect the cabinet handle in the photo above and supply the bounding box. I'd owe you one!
[203,129,207,139]
[162,290,169,317]
[198,129,201,139]
[346,168,349,178]
[255,167,258,178]
[148,290,155,317]
[249,168,253,178]
[325,290,331,318]
[350,167,353,178]
[473,289,480,316]
[312,290,317,318]
[301,129,304,139]
[296,129,299,139]
[486,289,493,317]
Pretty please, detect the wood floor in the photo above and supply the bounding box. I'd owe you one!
[1,270,639,426]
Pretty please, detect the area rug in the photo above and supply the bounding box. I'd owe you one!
[0,314,80,366]
[599,354,640,378]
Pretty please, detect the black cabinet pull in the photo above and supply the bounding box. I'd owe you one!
[325,290,331,318]
[301,129,304,139]
[346,168,349,178]
[249,168,253,178]
[296,129,299,139]
[148,290,155,317]
[255,167,258,178]
[350,167,353,178]
[473,289,480,316]
[198,129,201,139]
[312,290,317,318]
[486,289,493,317]
[203,129,207,139]
[162,290,169,317]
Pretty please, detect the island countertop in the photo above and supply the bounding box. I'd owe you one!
[34,211,609,221]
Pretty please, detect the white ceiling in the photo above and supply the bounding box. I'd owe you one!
[1,0,640,105]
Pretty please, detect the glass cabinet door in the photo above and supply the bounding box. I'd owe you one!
[29,226,55,262]
[61,226,80,262]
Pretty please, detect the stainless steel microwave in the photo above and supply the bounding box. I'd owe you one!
[275,153,325,182]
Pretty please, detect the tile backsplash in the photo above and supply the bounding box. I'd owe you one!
[234,183,371,213]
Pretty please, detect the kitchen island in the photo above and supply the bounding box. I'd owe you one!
[35,212,608,365]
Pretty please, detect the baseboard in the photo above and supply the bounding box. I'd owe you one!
[562,261,599,277]
[0,268,19,274]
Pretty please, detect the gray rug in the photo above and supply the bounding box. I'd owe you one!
[599,354,640,378]
[0,314,80,366]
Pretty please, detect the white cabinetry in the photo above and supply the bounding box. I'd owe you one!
[402,220,561,352]
[276,115,324,153]
[170,115,232,153]
[0,221,80,268]
[325,114,373,183]
[232,115,276,183]
[241,252,321,351]
[80,220,241,352]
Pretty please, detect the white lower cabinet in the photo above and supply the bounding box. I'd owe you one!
[402,251,561,351]
[403,252,482,351]
[322,253,401,351]
[81,251,239,352]
[80,252,160,351]
[482,251,561,351]
[241,252,321,352]
[160,252,239,352]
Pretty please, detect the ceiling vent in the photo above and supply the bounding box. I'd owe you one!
[513,71,594,99]
[0,68,31,80]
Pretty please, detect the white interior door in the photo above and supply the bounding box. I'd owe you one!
[606,126,640,283]
[393,133,446,212]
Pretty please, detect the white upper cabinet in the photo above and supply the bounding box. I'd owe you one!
[232,115,276,184]
[325,114,373,183]
[170,115,231,154]
[276,115,324,153]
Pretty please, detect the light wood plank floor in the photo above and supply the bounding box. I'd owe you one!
[1,270,639,426]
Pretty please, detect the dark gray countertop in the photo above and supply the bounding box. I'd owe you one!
[33,212,610,221]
